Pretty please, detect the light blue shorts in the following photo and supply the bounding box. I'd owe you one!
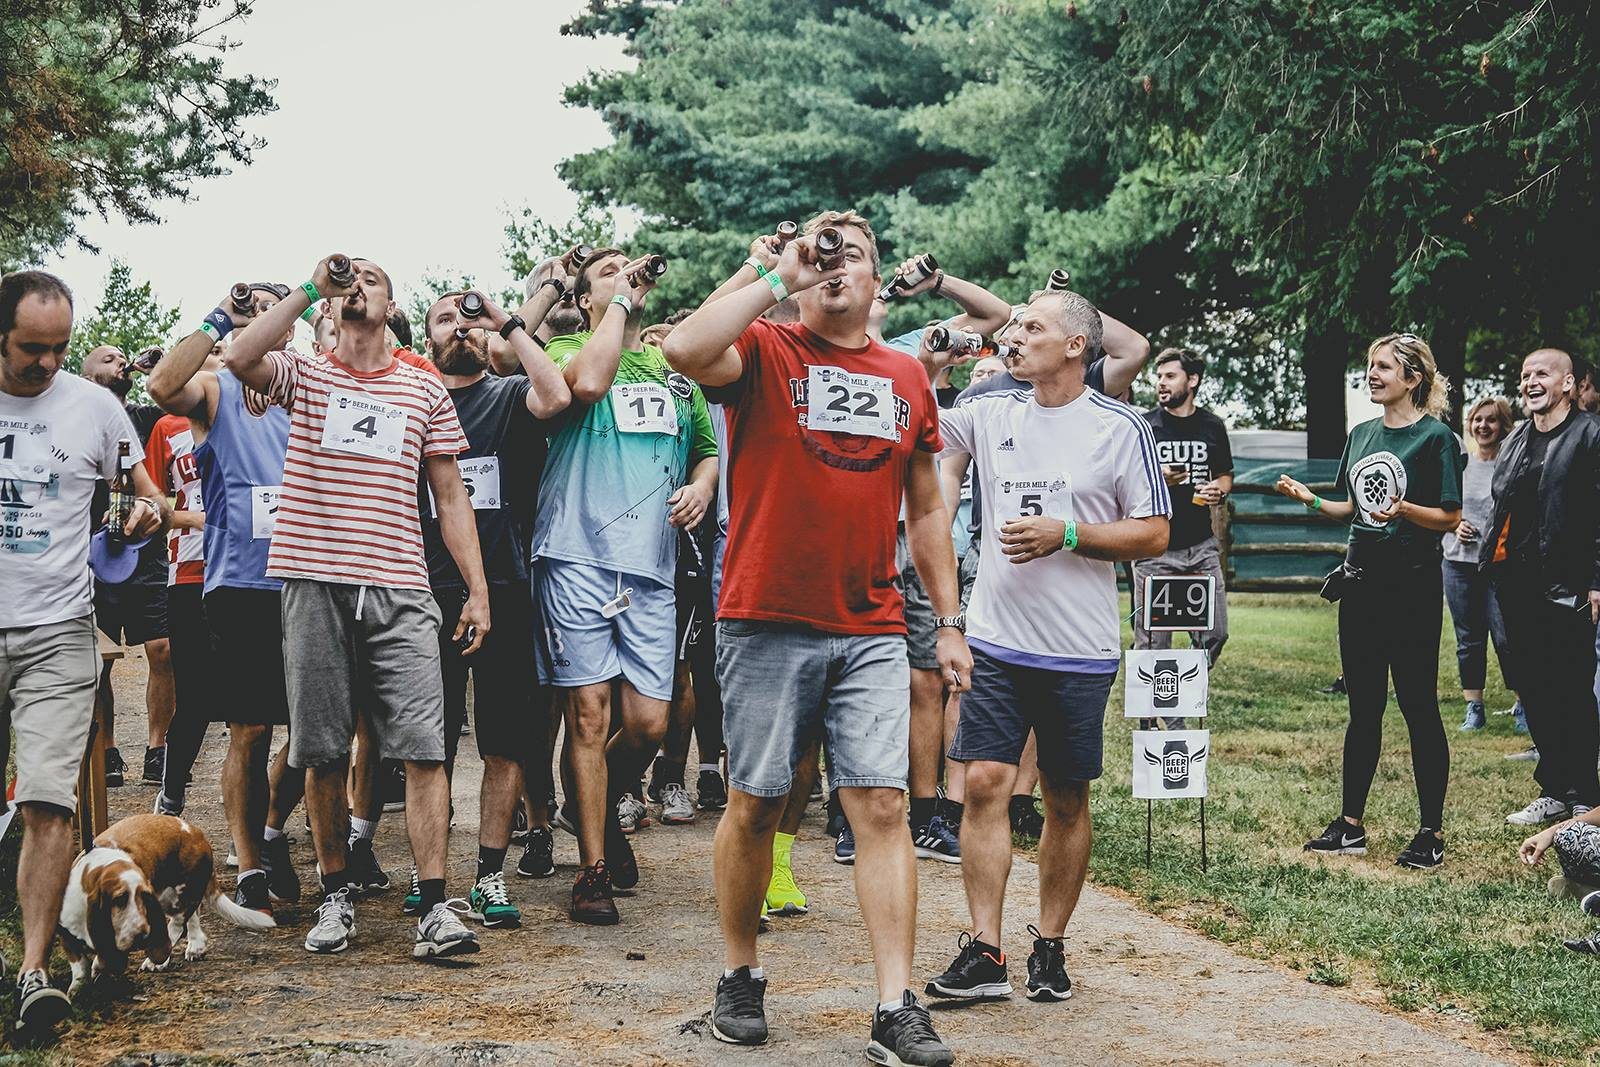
[716,619,910,798]
[536,559,676,702]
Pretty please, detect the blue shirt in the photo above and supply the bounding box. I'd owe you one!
[196,370,290,593]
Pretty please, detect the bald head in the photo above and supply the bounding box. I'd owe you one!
[82,344,133,397]
[1528,347,1573,375]
[1520,347,1575,420]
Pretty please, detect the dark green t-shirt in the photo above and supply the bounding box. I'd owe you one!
[1332,414,1464,563]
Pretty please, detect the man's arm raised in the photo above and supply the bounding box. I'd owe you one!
[227,255,357,393]
[1099,310,1152,398]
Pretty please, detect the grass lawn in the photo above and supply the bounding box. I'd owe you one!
[1087,592,1595,1063]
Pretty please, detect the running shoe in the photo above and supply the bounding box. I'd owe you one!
[1303,816,1367,855]
[711,966,768,1046]
[606,819,640,891]
[304,888,355,953]
[152,790,183,817]
[570,861,619,926]
[1459,700,1486,731]
[1009,796,1044,840]
[381,760,407,813]
[1564,929,1600,954]
[926,932,1011,999]
[1025,926,1072,1001]
[867,991,953,1066]
[1395,829,1444,869]
[553,803,578,836]
[661,782,696,825]
[1319,675,1346,695]
[516,826,555,879]
[414,900,480,959]
[1512,701,1529,734]
[142,745,166,785]
[14,969,69,1033]
[347,838,391,894]
[1505,746,1539,762]
[834,825,856,865]
[262,834,301,904]
[1507,796,1569,826]
[766,849,808,915]
[618,792,651,834]
[646,756,668,803]
[697,768,728,811]
[912,814,961,864]
[510,805,530,846]
[467,871,520,929]
[105,746,126,788]
[234,870,273,919]
[403,868,423,916]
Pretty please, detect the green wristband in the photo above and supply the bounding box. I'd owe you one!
[765,270,789,303]
[1307,496,1323,511]
[1062,519,1079,552]
[299,305,318,323]
[300,280,320,306]
[198,320,221,342]
[610,294,634,315]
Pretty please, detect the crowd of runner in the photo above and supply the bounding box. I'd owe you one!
[2,208,1597,1065]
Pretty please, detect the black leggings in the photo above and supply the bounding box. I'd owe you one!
[1337,560,1449,830]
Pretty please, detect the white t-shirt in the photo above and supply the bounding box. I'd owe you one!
[0,373,142,627]
[940,385,1170,671]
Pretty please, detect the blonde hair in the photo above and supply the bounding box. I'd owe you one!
[803,210,880,273]
[1369,332,1450,416]
[1465,394,1514,454]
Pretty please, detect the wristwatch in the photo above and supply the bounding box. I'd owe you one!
[539,276,567,298]
[933,613,965,633]
[499,314,527,340]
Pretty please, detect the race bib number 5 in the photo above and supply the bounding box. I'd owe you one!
[805,365,896,440]
[0,418,51,483]
[429,456,502,516]
[611,383,678,435]
[995,472,1073,522]
[320,390,408,458]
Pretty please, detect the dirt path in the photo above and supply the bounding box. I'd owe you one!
[54,651,1522,1066]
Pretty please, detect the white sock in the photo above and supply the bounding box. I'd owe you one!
[878,999,904,1014]
[262,825,284,842]
[239,868,266,881]
[699,763,720,774]
[724,966,764,979]
[350,817,377,842]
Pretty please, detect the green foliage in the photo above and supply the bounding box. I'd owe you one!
[65,259,179,403]
[0,0,276,264]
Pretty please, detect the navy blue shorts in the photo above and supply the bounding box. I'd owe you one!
[949,645,1117,782]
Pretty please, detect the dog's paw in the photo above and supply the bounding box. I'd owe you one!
[140,956,174,973]
[184,943,207,962]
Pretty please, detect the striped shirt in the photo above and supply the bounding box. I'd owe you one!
[259,348,466,590]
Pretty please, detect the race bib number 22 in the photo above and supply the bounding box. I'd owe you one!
[805,366,896,440]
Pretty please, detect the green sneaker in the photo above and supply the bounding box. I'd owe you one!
[468,871,521,929]
[765,843,808,915]
[403,867,423,916]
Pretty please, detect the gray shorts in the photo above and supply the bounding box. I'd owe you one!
[1,615,98,812]
[281,579,447,769]
[716,620,909,798]
[895,526,938,671]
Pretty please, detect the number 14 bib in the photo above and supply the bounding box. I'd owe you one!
[806,365,896,440]
[321,390,408,458]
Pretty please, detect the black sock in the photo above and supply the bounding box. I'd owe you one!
[418,878,446,913]
[909,796,936,829]
[322,869,349,898]
[477,845,507,881]
[943,798,965,823]
[827,789,844,833]
[1010,794,1036,817]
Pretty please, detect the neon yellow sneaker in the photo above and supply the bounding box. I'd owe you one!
[765,835,809,915]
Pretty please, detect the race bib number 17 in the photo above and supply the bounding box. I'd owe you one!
[805,366,896,440]
[320,390,408,458]
[611,383,678,436]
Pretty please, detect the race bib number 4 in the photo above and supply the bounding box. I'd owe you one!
[0,419,51,483]
[320,390,408,458]
[251,486,282,539]
[805,366,896,440]
[995,472,1073,522]
[429,456,502,516]
[611,383,678,436]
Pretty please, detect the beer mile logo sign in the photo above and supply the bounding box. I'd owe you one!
[1137,657,1200,710]
[1124,649,1208,719]
[1131,730,1210,799]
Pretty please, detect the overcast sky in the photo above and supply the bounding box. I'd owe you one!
[38,0,629,333]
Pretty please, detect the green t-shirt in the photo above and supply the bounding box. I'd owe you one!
[1332,414,1464,563]
[532,332,718,585]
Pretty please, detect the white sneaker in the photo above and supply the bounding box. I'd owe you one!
[304,888,355,953]
[660,782,696,825]
[1507,796,1570,826]
[617,792,650,835]
[414,900,480,959]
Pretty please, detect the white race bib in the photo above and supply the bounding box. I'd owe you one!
[0,418,51,484]
[251,486,282,539]
[805,366,896,440]
[320,390,408,458]
[610,383,678,436]
[994,472,1073,522]
[429,456,502,516]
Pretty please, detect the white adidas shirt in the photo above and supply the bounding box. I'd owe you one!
[940,385,1169,671]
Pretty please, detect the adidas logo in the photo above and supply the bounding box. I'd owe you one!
[997,437,1016,452]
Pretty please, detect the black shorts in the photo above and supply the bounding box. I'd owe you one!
[202,586,289,725]
[675,527,714,664]
[438,583,548,763]
[949,645,1116,782]
[166,583,216,713]
[93,580,169,645]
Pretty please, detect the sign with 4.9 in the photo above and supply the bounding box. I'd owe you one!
[1142,574,1215,632]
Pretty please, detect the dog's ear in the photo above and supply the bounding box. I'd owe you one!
[139,888,172,966]
[87,870,130,975]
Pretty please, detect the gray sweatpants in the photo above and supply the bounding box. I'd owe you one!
[1132,537,1230,663]
[281,579,446,770]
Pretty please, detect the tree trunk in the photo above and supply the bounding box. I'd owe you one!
[1302,317,1350,459]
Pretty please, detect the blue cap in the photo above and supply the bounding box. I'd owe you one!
[89,527,154,585]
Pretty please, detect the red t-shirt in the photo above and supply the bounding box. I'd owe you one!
[714,319,941,634]
[143,413,204,586]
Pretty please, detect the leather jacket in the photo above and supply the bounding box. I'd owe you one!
[1479,408,1600,604]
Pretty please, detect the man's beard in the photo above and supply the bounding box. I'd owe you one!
[100,373,133,398]
[340,291,372,322]
[1159,386,1190,409]
[545,301,584,336]
[436,335,489,376]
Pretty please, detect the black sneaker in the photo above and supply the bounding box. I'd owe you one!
[1025,926,1072,1001]
[926,932,1012,999]
[262,834,301,904]
[105,746,126,788]
[234,870,273,919]
[1304,817,1367,855]
[517,825,556,878]
[697,768,728,811]
[605,818,639,892]
[867,991,953,1067]
[347,838,391,895]
[912,814,961,864]
[142,745,166,785]
[1395,828,1444,870]
[15,969,69,1033]
[1009,795,1044,839]
[510,805,530,846]
[1564,928,1600,954]
[711,966,768,1046]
